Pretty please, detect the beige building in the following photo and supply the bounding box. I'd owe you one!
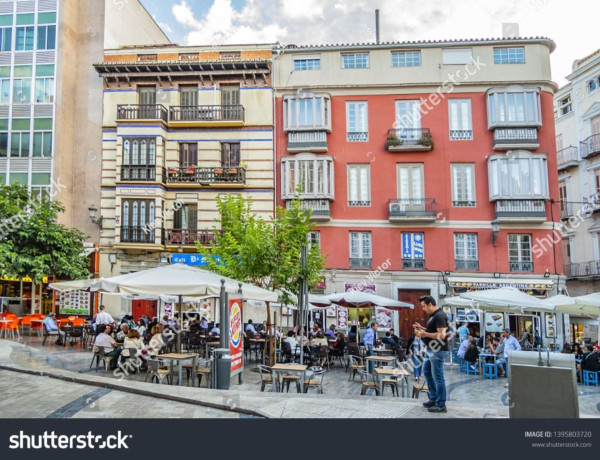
[554,49,600,344]
[93,44,275,316]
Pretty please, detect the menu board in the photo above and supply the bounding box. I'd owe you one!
[545,313,556,338]
[337,306,348,330]
[57,290,91,316]
[375,307,392,332]
[484,313,504,333]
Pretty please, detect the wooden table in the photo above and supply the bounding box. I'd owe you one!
[375,367,411,397]
[205,341,221,358]
[271,363,308,393]
[158,353,197,386]
[365,355,396,368]
[373,348,395,356]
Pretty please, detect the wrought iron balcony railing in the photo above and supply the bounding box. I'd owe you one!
[117,104,168,122]
[169,105,244,122]
[165,166,246,185]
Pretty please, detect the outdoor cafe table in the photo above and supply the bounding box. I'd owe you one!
[373,348,395,356]
[365,355,396,368]
[270,363,308,393]
[205,341,220,358]
[375,367,411,397]
[157,353,197,386]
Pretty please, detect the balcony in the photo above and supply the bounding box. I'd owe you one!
[557,146,579,171]
[402,259,425,270]
[385,128,433,152]
[580,134,600,159]
[165,166,246,187]
[119,226,156,245]
[120,165,158,182]
[166,228,223,246]
[560,203,574,220]
[117,104,168,123]
[388,198,436,222]
[289,199,331,222]
[350,258,372,269]
[287,130,328,152]
[493,128,539,150]
[564,261,600,278]
[494,199,546,223]
[455,260,479,271]
[449,130,473,141]
[347,132,368,142]
[509,261,533,272]
[169,105,245,127]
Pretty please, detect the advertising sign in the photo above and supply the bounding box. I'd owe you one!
[57,290,91,316]
[484,312,504,333]
[544,313,556,338]
[401,233,424,259]
[337,306,348,330]
[375,307,392,331]
[344,283,377,294]
[229,298,243,375]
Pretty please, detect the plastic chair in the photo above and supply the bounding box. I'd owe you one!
[483,363,498,379]
[465,361,479,375]
[72,318,85,326]
[583,370,599,386]
[20,316,32,335]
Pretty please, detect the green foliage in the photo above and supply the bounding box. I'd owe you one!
[418,132,433,148]
[197,194,326,304]
[384,134,403,149]
[0,184,90,283]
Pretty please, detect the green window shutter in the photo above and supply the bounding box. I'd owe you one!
[0,66,10,78]
[16,13,35,25]
[0,15,12,26]
[37,12,56,24]
[0,119,8,130]
[33,118,52,130]
[14,66,32,77]
[12,119,30,130]
[0,172,5,184]
[35,65,54,77]
[32,172,51,185]
[9,172,28,185]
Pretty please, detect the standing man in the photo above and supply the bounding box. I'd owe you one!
[95,305,114,327]
[496,328,521,377]
[457,322,469,343]
[363,322,378,372]
[413,295,449,413]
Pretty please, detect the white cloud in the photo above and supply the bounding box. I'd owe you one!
[280,0,324,19]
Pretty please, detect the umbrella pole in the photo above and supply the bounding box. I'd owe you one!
[177,295,182,353]
[264,302,271,365]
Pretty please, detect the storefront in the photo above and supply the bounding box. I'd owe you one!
[567,316,599,345]
[0,276,52,315]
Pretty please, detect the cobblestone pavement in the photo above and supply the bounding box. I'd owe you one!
[1,337,598,419]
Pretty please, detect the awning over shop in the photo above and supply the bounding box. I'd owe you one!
[448,277,554,294]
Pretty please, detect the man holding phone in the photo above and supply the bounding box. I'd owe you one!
[413,295,449,413]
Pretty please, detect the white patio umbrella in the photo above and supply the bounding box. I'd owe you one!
[443,296,480,308]
[459,287,554,313]
[572,293,600,316]
[49,279,94,292]
[327,291,413,309]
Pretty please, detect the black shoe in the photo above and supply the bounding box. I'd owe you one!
[428,405,447,413]
[423,400,436,408]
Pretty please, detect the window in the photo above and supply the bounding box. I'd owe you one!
[221,142,240,168]
[293,56,320,71]
[13,78,31,103]
[348,164,370,206]
[0,78,9,104]
[559,181,569,218]
[350,232,372,268]
[508,234,533,272]
[588,78,598,93]
[488,153,549,199]
[220,51,241,60]
[395,100,421,140]
[137,54,157,62]
[449,99,472,140]
[15,26,34,51]
[487,85,541,127]
[346,101,368,141]
[37,25,55,50]
[179,86,198,107]
[397,164,423,199]
[179,143,197,168]
[401,232,425,269]
[451,164,476,206]
[558,95,572,116]
[121,138,156,180]
[34,77,54,103]
[138,86,156,105]
[281,154,334,199]
[555,134,563,151]
[493,47,525,64]
[454,233,478,270]
[442,48,472,65]
[173,204,197,231]
[10,132,30,157]
[0,132,7,156]
[341,53,369,69]
[32,131,51,157]
[0,27,11,52]
[221,84,240,106]
[391,51,420,67]
[308,231,320,250]
[121,199,156,243]
[283,94,330,130]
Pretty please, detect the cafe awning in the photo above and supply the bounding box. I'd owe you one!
[448,277,554,291]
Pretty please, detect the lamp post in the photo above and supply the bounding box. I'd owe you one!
[491,219,500,246]
[88,205,103,229]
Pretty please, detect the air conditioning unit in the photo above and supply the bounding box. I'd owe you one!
[389,202,404,215]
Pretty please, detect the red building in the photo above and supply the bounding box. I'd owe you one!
[274,38,564,341]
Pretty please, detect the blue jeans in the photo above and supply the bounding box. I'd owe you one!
[423,350,448,407]
[412,355,423,377]
[366,345,374,372]
[496,358,507,376]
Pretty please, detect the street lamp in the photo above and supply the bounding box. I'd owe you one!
[88,205,103,229]
[491,219,500,246]
[108,253,117,272]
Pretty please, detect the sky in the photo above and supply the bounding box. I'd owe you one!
[140,0,600,87]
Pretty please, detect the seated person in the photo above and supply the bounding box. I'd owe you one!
[388,329,400,344]
[582,345,600,374]
[42,312,66,343]
[160,315,170,327]
[210,323,220,337]
[134,319,147,337]
[256,321,267,333]
[147,325,166,356]
[123,329,147,359]
[329,332,346,360]
[245,319,258,336]
[94,324,121,368]
[310,330,328,347]
[381,331,398,346]
[457,335,472,359]
[283,331,301,357]
[199,317,209,334]
[325,324,337,340]
[189,319,202,335]
[463,339,480,370]
[309,324,321,339]
[116,323,130,343]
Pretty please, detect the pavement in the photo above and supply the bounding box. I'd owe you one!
[0,338,598,419]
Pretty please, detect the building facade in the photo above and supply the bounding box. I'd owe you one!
[554,49,600,344]
[94,44,275,316]
[274,38,566,343]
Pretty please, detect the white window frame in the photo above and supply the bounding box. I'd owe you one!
[0,77,10,104]
[0,27,11,52]
[281,154,334,200]
[488,152,549,200]
[451,163,476,206]
[308,231,320,250]
[508,234,533,269]
[454,233,478,261]
[32,131,52,157]
[397,163,424,200]
[486,85,542,128]
[12,78,31,103]
[391,50,421,67]
[293,55,321,71]
[448,99,473,140]
[341,52,370,69]
[395,100,421,140]
[442,48,473,65]
[558,95,572,116]
[349,232,372,259]
[283,93,331,131]
[34,77,54,104]
[493,47,525,64]
[15,26,34,51]
[346,101,368,142]
[347,164,371,206]
[10,131,30,157]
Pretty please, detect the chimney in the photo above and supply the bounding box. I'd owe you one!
[375,9,380,44]
[502,23,520,39]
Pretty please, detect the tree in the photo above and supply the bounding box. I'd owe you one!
[197,194,326,304]
[0,184,90,283]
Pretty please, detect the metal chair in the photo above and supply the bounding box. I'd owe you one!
[357,369,379,396]
[258,364,275,392]
[90,347,110,372]
[145,358,173,384]
[303,366,325,394]
[412,379,430,399]
[348,355,365,381]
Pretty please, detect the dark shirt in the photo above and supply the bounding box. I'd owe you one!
[464,346,479,363]
[582,352,600,372]
[423,308,449,351]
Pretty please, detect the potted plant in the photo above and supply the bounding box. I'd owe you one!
[384,134,403,150]
[239,161,248,170]
[418,132,433,148]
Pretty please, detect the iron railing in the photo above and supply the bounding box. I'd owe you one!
[287,130,328,150]
[120,226,156,244]
[165,166,246,185]
[350,258,372,269]
[402,259,425,270]
[169,105,244,122]
[493,128,539,146]
[166,228,223,246]
[294,199,331,218]
[386,128,432,147]
[564,261,600,278]
[557,146,579,168]
[117,104,168,122]
[455,260,479,271]
[495,199,546,218]
[347,132,369,142]
[509,261,533,272]
[388,198,436,218]
[449,130,473,140]
[580,134,600,159]
[120,165,157,181]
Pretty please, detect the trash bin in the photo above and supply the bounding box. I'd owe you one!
[214,348,231,390]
